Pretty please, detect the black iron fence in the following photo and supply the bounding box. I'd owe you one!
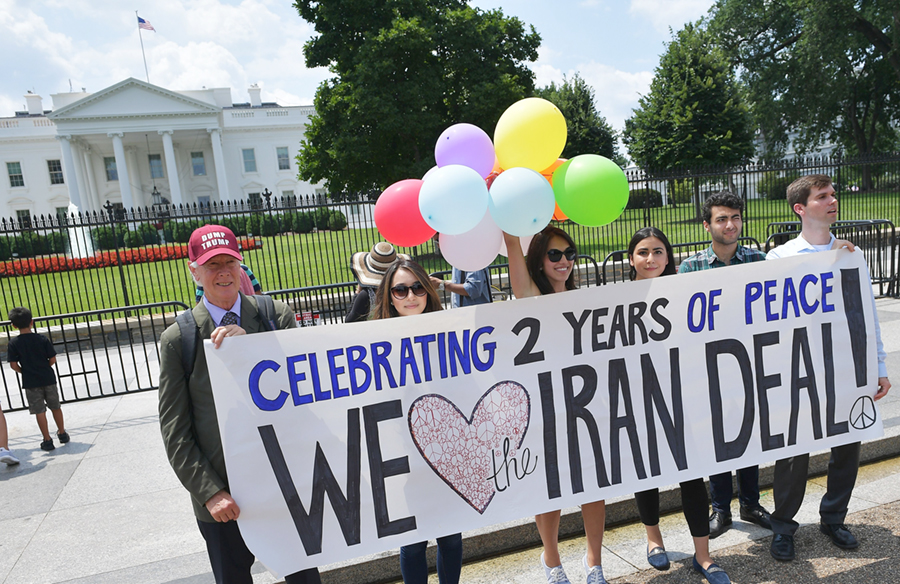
[1,302,187,411]
[2,153,900,410]
[2,152,899,320]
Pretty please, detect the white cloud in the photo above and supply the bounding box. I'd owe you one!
[629,0,714,32]
[576,62,654,131]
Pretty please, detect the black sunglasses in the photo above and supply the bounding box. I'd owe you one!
[391,282,428,300]
[547,247,577,262]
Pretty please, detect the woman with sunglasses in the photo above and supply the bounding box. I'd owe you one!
[503,226,606,584]
[627,227,730,584]
[371,258,464,584]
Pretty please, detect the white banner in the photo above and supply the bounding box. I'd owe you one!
[205,250,882,576]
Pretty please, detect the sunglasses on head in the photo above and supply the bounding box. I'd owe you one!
[547,247,577,262]
[390,282,428,300]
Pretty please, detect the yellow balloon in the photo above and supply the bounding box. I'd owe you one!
[494,98,567,172]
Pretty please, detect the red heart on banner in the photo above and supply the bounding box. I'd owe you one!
[407,381,531,514]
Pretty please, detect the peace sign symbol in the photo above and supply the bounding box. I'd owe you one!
[849,396,877,430]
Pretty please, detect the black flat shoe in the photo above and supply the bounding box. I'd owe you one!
[740,504,772,530]
[770,534,795,561]
[647,546,669,571]
[709,510,732,539]
[820,522,858,549]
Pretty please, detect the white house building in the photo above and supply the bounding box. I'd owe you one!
[0,78,323,223]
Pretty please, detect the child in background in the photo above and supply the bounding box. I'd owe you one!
[7,307,68,452]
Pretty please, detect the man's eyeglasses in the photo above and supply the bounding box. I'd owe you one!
[547,247,577,262]
[391,282,428,300]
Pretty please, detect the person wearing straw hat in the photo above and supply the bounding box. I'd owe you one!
[345,242,409,322]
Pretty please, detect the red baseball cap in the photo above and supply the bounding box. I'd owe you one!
[188,224,243,265]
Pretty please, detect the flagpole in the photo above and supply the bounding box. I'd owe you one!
[136,10,150,83]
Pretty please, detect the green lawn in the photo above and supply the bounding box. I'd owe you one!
[4,190,898,319]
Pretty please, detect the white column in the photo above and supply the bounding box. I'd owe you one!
[159,130,183,204]
[125,147,141,207]
[208,127,230,202]
[81,147,98,213]
[57,135,83,210]
[109,132,134,210]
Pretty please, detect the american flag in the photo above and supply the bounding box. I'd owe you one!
[137,16,155,31]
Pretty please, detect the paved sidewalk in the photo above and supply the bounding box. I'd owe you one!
[2,297,900,584]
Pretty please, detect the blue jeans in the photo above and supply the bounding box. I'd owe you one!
[400,533,463,584]
[709,466,761,514]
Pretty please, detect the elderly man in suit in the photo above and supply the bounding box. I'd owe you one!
[158,224,320,584]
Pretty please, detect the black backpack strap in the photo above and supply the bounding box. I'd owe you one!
[255,294,276,331]
[175,308,199,382]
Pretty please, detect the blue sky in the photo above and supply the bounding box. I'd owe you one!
[1,0,714,133]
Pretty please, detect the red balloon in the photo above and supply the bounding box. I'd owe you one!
[374,179,436,247]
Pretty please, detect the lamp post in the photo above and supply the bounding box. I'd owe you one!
[104,200,131,309]
[261,188,282,290]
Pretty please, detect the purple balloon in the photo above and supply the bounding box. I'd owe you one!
[435,123,495,178]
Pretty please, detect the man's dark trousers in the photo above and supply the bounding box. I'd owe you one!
[198,520,321,584]
[769,442,861,535]
[709,466,761,513]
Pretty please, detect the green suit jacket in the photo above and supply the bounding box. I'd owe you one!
[158,293,296,522]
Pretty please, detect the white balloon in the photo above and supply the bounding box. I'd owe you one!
[438,210,503,272]
[498,234,535,258]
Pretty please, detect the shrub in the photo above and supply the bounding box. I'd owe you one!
[246,214,280,237]
[0,237,10,261]
[91,225,129,250]
[311,208,332,229]
[124,230,145,248]
[138,223,160,245]
[626,188,663,210]
[327,209,348,230]
[291,211,314,233]
[758,172,799,201]
[44,232,68,254]
[669,179,695,205]
[220,216,247,237]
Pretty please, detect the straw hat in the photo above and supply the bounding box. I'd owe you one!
[350,242,410,287]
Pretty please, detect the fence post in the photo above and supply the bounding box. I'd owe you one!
[103,200,131,309]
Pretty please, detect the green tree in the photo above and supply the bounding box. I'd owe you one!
[709,0,900,188]
[623,23,755,217]
[295,0,541,197]
[535,74,623,165]
[623,23,754,170]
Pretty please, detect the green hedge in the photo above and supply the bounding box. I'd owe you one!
[627,188,663,210]
[759,172,799,201]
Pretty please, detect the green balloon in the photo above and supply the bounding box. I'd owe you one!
[552,154,629,227]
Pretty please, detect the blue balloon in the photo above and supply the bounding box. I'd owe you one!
[488,167,555,236]
[419,165,489,235]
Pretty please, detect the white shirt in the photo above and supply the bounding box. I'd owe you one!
[767,233,887,377]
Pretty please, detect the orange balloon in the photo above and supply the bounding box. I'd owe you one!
[491,156,504,174]
[485,170,502,189]
[552,202,568,221]
[540,158,567,186]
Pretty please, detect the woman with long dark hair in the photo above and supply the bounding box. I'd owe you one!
[371,258,463,584]
[504,226,606,584]
[628,226,731,584]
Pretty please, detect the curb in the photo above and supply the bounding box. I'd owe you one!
[316,426,900,584]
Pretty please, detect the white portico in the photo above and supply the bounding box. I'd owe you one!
[0,78,321,219]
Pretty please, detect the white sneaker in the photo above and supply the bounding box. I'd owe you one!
[0,447,20,465]
[541,553,571,584]
[583,555,607,584]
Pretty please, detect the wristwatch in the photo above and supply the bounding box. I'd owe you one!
[437,281,445,291]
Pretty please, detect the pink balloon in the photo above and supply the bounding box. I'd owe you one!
[435,123,495,178]
[438,210,502,271]
[498,234,535,258]
[374,179,436,247]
